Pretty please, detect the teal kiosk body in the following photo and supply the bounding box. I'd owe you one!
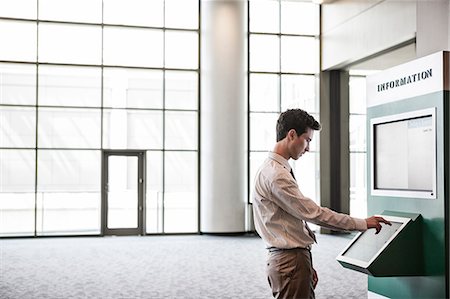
[337,51,450,298]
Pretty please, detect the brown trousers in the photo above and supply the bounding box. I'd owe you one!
[266,248,315,299]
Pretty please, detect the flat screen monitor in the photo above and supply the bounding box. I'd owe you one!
[370,107,437,199]
[336,215,410,269]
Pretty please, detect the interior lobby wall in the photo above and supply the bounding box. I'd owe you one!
[321,0,416,70]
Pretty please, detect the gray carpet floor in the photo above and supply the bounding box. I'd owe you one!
[0,233,367,299]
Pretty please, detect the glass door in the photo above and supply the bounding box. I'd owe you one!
[102,151,145,235]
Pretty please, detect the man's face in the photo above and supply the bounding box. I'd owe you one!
[289,128,314,160]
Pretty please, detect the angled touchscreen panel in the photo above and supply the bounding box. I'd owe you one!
[342,222,402,263]
[337,215,410,269]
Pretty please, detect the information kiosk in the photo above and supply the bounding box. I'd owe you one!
[336,51,449,298]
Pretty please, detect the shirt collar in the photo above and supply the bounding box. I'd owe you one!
[268,152,292,173]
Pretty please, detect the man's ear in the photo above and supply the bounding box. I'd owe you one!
[287,129,297,140]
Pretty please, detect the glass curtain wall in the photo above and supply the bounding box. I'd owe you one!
[0,0,199,236]
[248,0,320,204]
[349,75,367,218]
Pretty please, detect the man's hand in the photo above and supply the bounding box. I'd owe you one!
[312,268,318,289]
[365,216,391,234]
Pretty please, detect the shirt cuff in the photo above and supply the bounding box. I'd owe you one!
[354,218,368,231]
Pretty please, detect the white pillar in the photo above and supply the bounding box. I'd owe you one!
[200,0,247,233]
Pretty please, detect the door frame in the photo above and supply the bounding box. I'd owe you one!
[101,150,146,236]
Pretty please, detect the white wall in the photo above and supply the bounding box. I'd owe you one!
[416,0,450,57]
[322,0,416,70]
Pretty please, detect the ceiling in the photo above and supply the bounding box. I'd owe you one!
[347,43,417,75]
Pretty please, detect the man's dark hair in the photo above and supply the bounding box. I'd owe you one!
[276,109,321,142]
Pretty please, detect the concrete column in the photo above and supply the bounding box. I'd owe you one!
[320,70,350,234]
[200,0,247,233]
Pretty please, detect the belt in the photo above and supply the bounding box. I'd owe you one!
[268,246,311,253]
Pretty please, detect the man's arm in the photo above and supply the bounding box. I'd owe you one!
[271,174,367,231]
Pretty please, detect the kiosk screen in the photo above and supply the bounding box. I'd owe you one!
[371,108,436,199]
[341,221,402,263]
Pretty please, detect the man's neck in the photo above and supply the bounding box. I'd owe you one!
[273,141,290,160]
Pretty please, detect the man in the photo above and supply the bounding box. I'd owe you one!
[252,109,390,299]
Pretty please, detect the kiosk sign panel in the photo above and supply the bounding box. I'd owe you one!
[367,52,446,108]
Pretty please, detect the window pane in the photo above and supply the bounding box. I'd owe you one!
[250,34,279,72]
[38,107,101,148]
[0,192,35,236]
[38,23,101,65]
[146,151,163,234]
[349,76,367,114]
[281,75,316,112]
[165,71,198,110]
[103,109,163,150]
[308,112,320,152]
[39,65,101,107]
[165,30,198,69]
[165,111,197,150]
[349,75,366,218]
[249,0,279,33]
[37,150,100,191]
[37,149,101,235]
[0,149,36,236]
[250,74,279,112]
[0,149,35,192]
[250,112,278,151]
[281,1,319,35]
[349,114,366,152]
[36,192,100,235]
[165,0,199,29]
[103,0,163,27]
[39,0,102,23]
[0,63,36,105]
[103,68,163,109]
[0,20,36,62]
[164,151,198,233]
[0,106,36,148]
[249,151,268,203]
[0,0,36,19]
[350,152,367,218]
[103,27,163,68]
[291,152,319,205]
[281,36,319,74]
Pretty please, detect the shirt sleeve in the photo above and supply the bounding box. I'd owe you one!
[270,172,367,232]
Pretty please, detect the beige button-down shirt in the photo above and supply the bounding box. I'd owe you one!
[253,152,367,249]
